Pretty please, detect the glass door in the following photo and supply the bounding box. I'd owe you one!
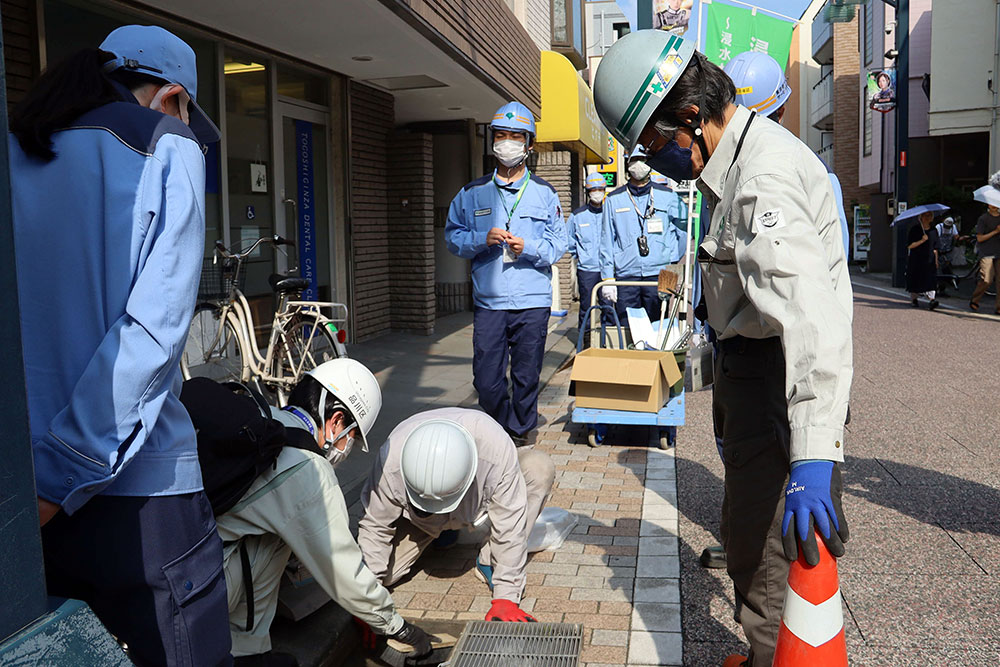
[278,104,333,303]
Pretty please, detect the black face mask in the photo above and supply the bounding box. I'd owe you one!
[646,138,694,182]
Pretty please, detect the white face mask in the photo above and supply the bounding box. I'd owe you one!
[588,190,605,205]
[628,160,651,182]
[323,421,357,467]
[494,139,528,168]
[149,84,191,125]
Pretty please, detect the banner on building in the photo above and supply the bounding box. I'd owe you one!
[867,68,896,113]
[294,119,318,301]
[653,0,694,37]
[703,2,795,70]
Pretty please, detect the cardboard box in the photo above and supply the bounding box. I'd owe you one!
[570,348,683,412]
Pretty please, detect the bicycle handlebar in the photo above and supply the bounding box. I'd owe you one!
[214,234,295,260]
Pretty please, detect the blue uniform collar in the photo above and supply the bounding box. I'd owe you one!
[627,181,652,197]
[494,168,529,190]
[587,203,603,214]
[282,405,319,436]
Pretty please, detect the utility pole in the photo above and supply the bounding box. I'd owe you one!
[889,0,909,286]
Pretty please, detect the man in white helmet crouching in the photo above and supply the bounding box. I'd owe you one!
[358,408,555,623]
[210,359,435,666]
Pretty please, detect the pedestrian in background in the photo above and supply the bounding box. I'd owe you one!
[906,211,940,310]
[445,102,567,446]
[970,204,1000,313]
[568,172,610,335]
[9,26,230,666]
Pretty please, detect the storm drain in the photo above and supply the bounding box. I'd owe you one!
[448,621,584,666]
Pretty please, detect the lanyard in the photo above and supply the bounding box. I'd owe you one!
[627,187,655,235]
[699,111,757,268]
[495,171,531,231]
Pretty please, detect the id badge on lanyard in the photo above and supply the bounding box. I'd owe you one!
[497,172,530,263]
[629,189,654,257]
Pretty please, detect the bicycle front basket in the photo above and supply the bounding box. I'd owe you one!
[197,258,245,301]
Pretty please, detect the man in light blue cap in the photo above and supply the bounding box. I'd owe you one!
[445,102,567,445]
[10,24,230,666]
[568,172,611,333]
[599,144,686,324]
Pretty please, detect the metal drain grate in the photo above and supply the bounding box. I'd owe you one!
[448,621,584,666]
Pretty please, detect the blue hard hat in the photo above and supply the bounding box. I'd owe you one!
[723,51,792,117]
[100,25,220,144]
[628,143,647,161]
[491,101,536,140]
[586,172,607,190]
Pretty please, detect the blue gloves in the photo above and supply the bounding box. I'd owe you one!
[781,460,849,565]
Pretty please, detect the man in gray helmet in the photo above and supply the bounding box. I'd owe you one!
[594,31,853,667]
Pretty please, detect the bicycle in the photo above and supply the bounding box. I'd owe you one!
[180,235,349,404]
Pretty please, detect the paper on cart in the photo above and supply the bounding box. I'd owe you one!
[627,307,683,350]
[626,307,663,350]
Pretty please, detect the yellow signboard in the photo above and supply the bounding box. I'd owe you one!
[536,51,612,165]
[598,137,618,173]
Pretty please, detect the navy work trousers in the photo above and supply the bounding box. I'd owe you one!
[42,492,233,667]
[473,306,549,437]
[617,274,662,323]
[577,269,615,330]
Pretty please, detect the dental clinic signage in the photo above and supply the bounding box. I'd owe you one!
[295,120,318,301]
[703,1,795,69]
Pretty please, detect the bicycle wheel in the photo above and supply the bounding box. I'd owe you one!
[181,305,248,383]
[274,316,342,390]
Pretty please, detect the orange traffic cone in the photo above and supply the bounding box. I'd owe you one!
[772,531,848,666]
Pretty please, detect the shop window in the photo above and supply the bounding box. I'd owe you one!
[863,1,874,67]
[278,66,329,107]
[551,0,585,68]
[225,50,275,303]
[863,86,873,157]
[613,22,631,39]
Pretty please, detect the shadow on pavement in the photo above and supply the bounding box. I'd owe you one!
[844,455,1000,536]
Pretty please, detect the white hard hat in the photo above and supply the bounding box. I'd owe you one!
[305,358,381,452]
[400,419,478,514]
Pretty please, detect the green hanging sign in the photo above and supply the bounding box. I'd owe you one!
[703,2,795,70]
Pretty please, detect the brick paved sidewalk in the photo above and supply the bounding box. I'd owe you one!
[387,367,684,666]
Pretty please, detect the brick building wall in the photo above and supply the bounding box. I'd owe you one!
[388,131,435,334]
[534,150,574,312]
[833,17,865,218]
[2,0,38,110]
[349,81,394,342]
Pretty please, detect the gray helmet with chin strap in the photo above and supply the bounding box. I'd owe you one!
[594,30,698,151]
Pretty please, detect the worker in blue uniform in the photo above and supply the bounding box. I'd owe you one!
[652,173,690,232]
[600,146,686,323]
[568,172,610,333]
[445,101,568,445]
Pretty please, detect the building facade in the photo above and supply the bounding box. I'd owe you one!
[3,0,609,340]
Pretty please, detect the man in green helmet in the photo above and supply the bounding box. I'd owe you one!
[594,31,853,667]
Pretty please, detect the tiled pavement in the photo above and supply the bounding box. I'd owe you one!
[385,369,685,666]
[345,272,1000,666]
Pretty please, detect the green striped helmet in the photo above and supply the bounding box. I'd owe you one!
[594,30,697,151]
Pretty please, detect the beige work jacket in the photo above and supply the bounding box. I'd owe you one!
[357,408,528,603]
[697,105,854,463]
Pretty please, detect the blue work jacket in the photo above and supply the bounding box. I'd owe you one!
[567,203,604,272]
[600,181,685,280]
[445,170,568,310]
[10,99,206,514]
